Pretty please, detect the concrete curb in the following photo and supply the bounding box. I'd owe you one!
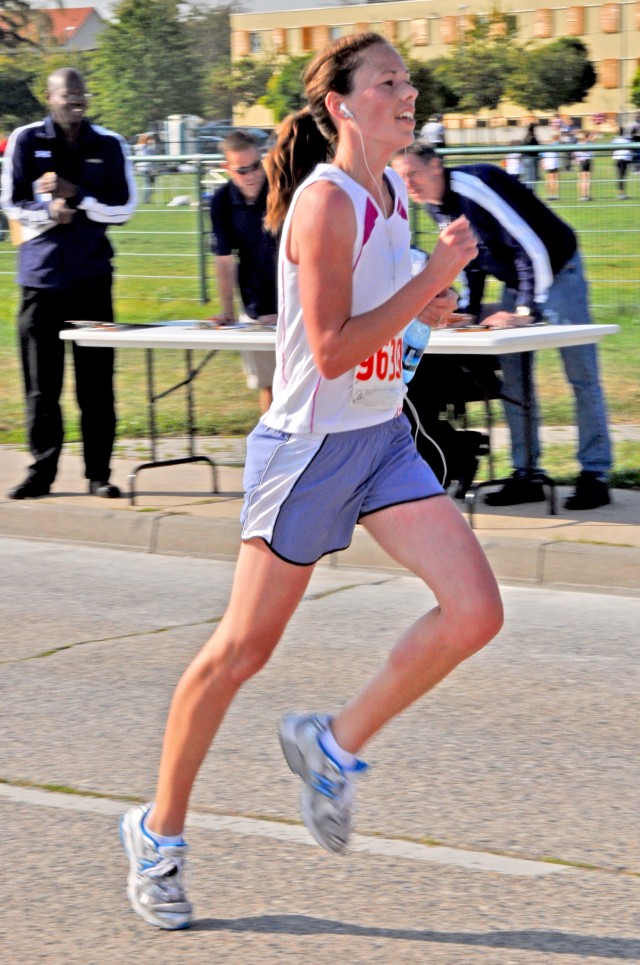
[2,501,639,597]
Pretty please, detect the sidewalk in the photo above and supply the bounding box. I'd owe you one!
[1,434,639,596]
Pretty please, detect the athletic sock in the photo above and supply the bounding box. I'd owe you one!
[319,725,358,771]
[143,808,185,847]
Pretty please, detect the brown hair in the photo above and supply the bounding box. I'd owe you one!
[220,129,261,156]
[264,31,389,234]
[400,142,439,164]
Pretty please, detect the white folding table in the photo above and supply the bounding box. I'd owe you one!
[61,321,619,511]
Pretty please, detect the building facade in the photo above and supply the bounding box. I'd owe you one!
[230,0,640,133]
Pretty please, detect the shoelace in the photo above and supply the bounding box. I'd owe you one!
[143,856,187,900]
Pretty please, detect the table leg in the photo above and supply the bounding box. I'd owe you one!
[521,350,556,516]
[127,348,218,505]
[465,350,556,527]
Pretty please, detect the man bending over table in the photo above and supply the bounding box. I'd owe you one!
[392,143,612,510]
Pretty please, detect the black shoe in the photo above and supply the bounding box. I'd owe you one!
[454,459,478,500]
[89,480,121,498]
[564,472,610,511]
[485,473,546,507]
[454,431,489,499]
[7,478,50,500]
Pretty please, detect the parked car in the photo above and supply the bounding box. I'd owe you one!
[196,123,273,155]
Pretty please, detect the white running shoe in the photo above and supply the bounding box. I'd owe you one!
[279,713,368,854]
[120,803,192,929]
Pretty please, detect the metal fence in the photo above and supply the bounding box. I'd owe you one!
[0,156,226,311]
[1,146,639,321]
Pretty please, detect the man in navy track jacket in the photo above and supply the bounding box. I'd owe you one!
[1,67,137,500]
[393,143,611,511]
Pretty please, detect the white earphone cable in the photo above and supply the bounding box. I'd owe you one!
[404,394,449,487]
[345,111,447,486]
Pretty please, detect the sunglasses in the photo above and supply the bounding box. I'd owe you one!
[230,160,262,176]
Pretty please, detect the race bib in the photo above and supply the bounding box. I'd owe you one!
[351,336,403,409]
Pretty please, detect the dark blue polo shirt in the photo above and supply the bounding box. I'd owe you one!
[1,116,134,289]
[209,178,277,319]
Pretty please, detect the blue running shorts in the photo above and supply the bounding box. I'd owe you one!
[241,414,445,565]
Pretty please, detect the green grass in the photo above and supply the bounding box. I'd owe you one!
[1,162,639,484]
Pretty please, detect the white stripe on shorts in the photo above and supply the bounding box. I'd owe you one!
[241,428,325,548]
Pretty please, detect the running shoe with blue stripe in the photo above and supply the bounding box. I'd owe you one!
[120,803,192,929]
[279,713,368,854]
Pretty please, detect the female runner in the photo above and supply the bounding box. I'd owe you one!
[120,31,503,930]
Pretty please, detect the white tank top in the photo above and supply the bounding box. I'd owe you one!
[264,163,412,435]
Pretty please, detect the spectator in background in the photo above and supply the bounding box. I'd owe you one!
[612,128,633,200]
[392,143,612,510]
[521,122,539,192]
[0,133,7,241]
[573,130,594,201]
[559,116,577,171]
[134,133,158,204]
[420,113,446,149]
[541,138,560,200]
[627,111,640,171]
[209,130,277,413]
[505,140,522,180]
[0,67,136,500]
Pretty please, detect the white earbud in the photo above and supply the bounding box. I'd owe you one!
[339,102,354,120]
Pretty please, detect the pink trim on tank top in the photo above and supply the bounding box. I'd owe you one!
[354,198,378,271]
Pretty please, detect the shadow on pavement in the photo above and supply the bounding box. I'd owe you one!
[193,914,640,958]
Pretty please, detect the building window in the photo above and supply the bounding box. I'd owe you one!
[250,32,262,54]
[232,30,250,58]
[383,20,398,43]
[599,58,620,88]
[329,26,342,41]
[566,6,585,35]
[272,27,288,53]
[601,3,621,33]
[533,9,552,39]
[311,25,330,50]
[441,16,458,44]
[410,18,429,46]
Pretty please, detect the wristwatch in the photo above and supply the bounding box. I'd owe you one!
[515,306,532,318]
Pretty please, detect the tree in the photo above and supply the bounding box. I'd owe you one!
[89,0,205,139]
[205,55,277,121]
[507,38,596,113]
[433,10,519,114]
[188,2,232,66]
[0,59,42,128]
[188,2,233,118]
[260,54,313,123]
[0,0,45,50]
[631,66,640,110]
[407,60,458,128]
[230,56,277,112]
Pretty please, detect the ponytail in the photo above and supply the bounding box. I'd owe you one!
[264,107,333,235]
[264,32,388,235]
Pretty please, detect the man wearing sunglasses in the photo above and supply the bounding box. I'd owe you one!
[209,130,277,413]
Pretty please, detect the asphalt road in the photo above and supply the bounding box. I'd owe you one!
[1,537,638,964]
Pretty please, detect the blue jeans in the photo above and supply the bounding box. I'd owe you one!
[499,252,612,476]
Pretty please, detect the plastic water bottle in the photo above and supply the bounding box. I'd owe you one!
[402,248,431,384]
